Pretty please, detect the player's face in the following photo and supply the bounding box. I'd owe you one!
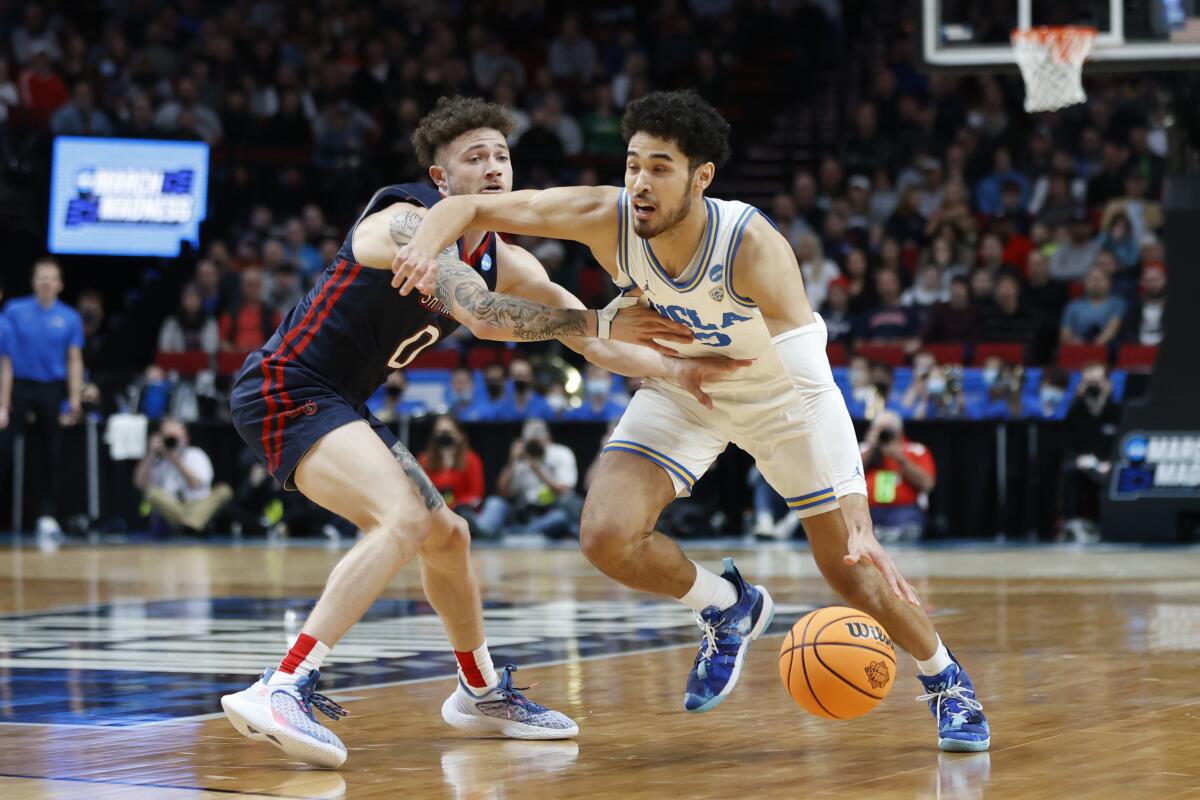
[439,129,513,197]
[625,133,709,239]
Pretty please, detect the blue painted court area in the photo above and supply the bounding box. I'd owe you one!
[0,596,820,727]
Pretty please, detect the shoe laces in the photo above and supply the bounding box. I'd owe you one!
[695,607,724,662]
[494,665,548,717]
[295,672,349,722]
[916,683,983,727]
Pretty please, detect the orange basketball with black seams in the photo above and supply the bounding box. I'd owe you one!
[778,606,896,720]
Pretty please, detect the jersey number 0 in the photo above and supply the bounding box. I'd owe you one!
[387,324,441,369]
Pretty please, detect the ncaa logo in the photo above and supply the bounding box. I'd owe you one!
[1124,435,1148,462]
[481,253,493,272]
[708,263,724,282]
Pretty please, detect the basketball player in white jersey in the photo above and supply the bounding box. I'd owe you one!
[393,91,989,752]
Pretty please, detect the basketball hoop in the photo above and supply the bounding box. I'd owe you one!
[1011,26,1096,113]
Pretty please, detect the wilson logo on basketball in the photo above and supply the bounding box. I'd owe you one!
[844,622,893,647]
[283,401,318,419]
[864,660,890,690]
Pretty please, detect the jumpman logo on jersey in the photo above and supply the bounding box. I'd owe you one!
[853,462,863,479]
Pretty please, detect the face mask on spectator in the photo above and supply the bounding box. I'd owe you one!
[452,389,472,405]
[586,378,610,397]
[434,432,456,448]
[513,379,532,394]
[982,366,999,387]
[546,392,567,412]
[927,372,947,396]
[485,380,505,401]
[1040,385,1065,409]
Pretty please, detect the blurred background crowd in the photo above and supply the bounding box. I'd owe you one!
[0,0,1178,543]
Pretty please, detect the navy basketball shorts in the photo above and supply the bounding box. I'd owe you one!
[230,352,397,491]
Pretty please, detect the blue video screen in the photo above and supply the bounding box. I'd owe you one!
[48,137,210,257]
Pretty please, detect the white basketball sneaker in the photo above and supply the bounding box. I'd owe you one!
[441,664,579,740]
[221,668,349,768]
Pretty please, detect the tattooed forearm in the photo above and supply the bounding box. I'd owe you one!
[390,442,446,511]
[432,247,592,341]
[389,211,422,245]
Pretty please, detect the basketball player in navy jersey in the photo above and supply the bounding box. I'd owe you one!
[220,96,747,768]
[394,91,989,752]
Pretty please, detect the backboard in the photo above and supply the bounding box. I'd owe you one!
[921,0,1200,70]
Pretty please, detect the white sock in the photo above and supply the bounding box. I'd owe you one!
[678,560,738,613]
[456,642,500,694]
[915,636,954,676]
[268,635,330,686]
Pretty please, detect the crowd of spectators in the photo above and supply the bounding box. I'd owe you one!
[0,2,1178,540]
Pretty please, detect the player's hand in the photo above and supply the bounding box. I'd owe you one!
[61,400,82,426]
[391,243,440,297]
[839,494,921,606]
[670,356,755,410]
[608,305,694,355]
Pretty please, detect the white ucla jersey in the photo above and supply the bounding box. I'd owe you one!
[614,190,790,396]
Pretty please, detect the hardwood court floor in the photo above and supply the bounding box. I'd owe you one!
[1,542,1200,799]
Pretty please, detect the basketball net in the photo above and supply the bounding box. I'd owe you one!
[1011,26,1096,113]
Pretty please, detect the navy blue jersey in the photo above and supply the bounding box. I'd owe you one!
[243,183,499,407]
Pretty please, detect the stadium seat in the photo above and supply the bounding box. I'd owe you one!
[154,351,210,376]
[1116,344,1158,371]
[408,349,461,369]
[918,342,965,365]
[1057,343,1108,370]
[855,343,906,367]
[826,341,848,366]
[466,346,511,370]
[217,351,251,376]
[972,342,1024,366]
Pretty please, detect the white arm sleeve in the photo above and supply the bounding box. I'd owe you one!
[770,314,867,498]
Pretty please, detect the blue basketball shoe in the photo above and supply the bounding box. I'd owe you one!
[916,655,990,752]
[222,668,349,768]
[683,558,775,713]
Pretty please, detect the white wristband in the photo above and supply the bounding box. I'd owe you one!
[596,295,638,340]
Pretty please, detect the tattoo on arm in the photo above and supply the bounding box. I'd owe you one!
[390,442,445,511]
[432,246,591,341]
[388,210,422,246]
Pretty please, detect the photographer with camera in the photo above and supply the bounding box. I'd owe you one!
[1060,362,1121,542]
[133,416,232,535]
[476,418,580,540]
[900,352,965,420]
[859,410,937,541]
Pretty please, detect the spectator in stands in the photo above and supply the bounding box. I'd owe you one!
[1061,266,1126,346]
[843,248,875,314]
[1102,169,1163,244]
[12,4,61,64]
[548,15,597,84]
[1098,211,1141,274]
[976,232,1009,276]
[133,416,232,535]
[16,44,68,129]
[922,275,977,343]
[539,91,583,156]
[976,146,1029,216]
[1123,264,1167,346]
[971,357,1024,419]
[219,268,280,353]
[448,367,491,421]
[857,269,917,345]
[859,410,936,540]
[1087,139,1129,207]
[791,170,825,233]
[266,264,304,312]
[820,278,854,346]
[49,81,113,136]
[900,263,947,326]
[372,371,424,422]
[922,234,968,287]
[979,272,1046,360]
[488,357,552,420]
[5,257,83,540]
[1061,363,1121,542]
[796,232,840,311]
[581,84,624,157]
[194,258,227,318]
[159,283,219,355]
[1023,365,1072,419]
[1049,210,1102,283]
[884,184,926,250]
[477,419,580,540]
[1033,170,1083,229]
[968,267,996,310]
[1022,250,1069,322]
[155,77,223,145]
[924,182,977,245]
[418,414,485,521]
[566,365,625,422]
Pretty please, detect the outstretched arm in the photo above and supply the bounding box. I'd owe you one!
[736,214,919,605]
[353,202,690,348]
[391,186,621,296]
[497,242,751,406]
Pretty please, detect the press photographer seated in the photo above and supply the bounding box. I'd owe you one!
[859,411,937,541]
[133,417,232,535]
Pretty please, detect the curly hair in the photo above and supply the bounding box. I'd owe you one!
[621,90,732,169]
[411,96,515,170]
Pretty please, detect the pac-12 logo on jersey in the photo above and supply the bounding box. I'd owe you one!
[651,301,751,347]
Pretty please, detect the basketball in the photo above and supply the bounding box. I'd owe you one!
[779,607,896,720]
